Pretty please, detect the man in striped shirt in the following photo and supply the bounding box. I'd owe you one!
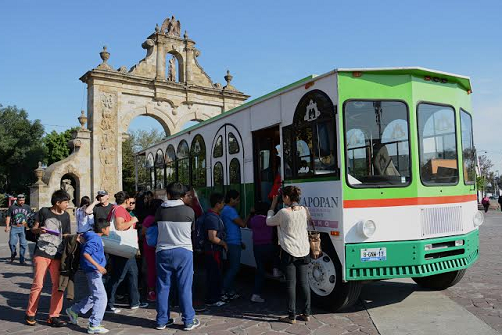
[154,182,200,331]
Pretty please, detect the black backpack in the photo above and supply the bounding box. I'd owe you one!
[193,212,208,252]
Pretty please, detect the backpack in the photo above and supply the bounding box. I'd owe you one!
[193,212,208,252]
[25,212,38,243]
[146,224,158,247]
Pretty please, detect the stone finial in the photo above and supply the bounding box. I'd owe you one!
[34,162,45,185]
[100,46,110,63]
[184,30,188,39]
[224,70,237,91]
[78,110,87,129]
[224,70,233,85]
[97,46,113,70]
[155,23,160,33]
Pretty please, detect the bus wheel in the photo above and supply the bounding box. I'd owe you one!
[308,241,362,312]
[412,269,466,290]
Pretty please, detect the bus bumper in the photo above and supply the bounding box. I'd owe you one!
[345,229,479,281]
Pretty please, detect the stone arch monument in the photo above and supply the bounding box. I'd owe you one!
[30,16,249,209]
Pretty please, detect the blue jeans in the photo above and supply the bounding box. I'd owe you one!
[9,226,27,262]
[72,271,107,327]
[156,248,194,326]
[106,255,140,309]
[253,244,274,295]
[223,244,241,294]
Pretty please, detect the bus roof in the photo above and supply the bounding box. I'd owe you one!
[137,74,317,154]
[337,67,472,91]
[137,67,471,155]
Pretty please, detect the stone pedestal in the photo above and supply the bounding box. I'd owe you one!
[30,183,50,210]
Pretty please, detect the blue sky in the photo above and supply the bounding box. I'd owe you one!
[1,1,501,167]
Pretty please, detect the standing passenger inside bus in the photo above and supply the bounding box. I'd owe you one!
[221,190,247,300]
[266,186,311,324]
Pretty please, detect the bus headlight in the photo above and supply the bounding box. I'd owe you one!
[358,220,376,238]
[473,211,484,227]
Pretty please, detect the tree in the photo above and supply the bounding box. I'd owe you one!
[0,104,46,196]
[43,127,80,166]
[122,129,166,195]
[477,155,494,195]
[478,154,493,178]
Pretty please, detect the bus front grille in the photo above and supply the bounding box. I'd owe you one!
[420,206,463,237]
[347,248,478,280]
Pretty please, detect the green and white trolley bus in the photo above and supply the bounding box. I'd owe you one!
[140,67,482,311]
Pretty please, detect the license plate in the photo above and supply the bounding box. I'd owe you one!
[360,247,387,262]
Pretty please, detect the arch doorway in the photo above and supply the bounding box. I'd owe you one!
[61,173,79,207]
[122,115,169,195]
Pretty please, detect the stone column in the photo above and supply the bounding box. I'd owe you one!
[156,41,165,80]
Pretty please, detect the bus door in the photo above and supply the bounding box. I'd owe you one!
[252,126,281,205]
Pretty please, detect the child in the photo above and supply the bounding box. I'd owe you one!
[66,218,110,334]
[25,190,71,327]
[247,201,281,303]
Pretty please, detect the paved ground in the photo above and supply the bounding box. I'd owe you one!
[443,210,502,332]
[0,211,500,335]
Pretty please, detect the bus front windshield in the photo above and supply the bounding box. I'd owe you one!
[417,103,458,185]
[344,101,411,187]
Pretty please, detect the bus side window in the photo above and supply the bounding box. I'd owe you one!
[282,90,338,180]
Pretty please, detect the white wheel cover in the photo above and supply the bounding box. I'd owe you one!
[307,252,337,296]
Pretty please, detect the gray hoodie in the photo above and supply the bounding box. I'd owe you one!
[154,199,195,252]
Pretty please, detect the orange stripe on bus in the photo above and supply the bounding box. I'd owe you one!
[343,194,477,208]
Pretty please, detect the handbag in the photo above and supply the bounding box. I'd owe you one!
[101,207,139,258]
[305,207,322,259]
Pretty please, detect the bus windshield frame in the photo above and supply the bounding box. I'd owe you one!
[343,99,412,188]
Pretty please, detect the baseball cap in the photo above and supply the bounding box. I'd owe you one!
[97,190,108,196]
[17,194,26,199]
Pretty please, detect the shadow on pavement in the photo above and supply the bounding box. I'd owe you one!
[1,271,33,279]
[359,279,432,310]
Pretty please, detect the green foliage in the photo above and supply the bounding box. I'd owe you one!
[0,193,6,207]
[122,129,166,195]
[476,176,486,191]
[0,104,46,197]
[42,127,79,166]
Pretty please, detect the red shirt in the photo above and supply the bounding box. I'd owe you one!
[114,206,133,227]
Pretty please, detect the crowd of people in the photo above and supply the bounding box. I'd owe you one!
[5,183,313,333]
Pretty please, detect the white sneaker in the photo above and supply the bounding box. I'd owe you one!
[105,307,121,314]
[272,268,283,278]
[87,325,110,334]
[250,294,265,303]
